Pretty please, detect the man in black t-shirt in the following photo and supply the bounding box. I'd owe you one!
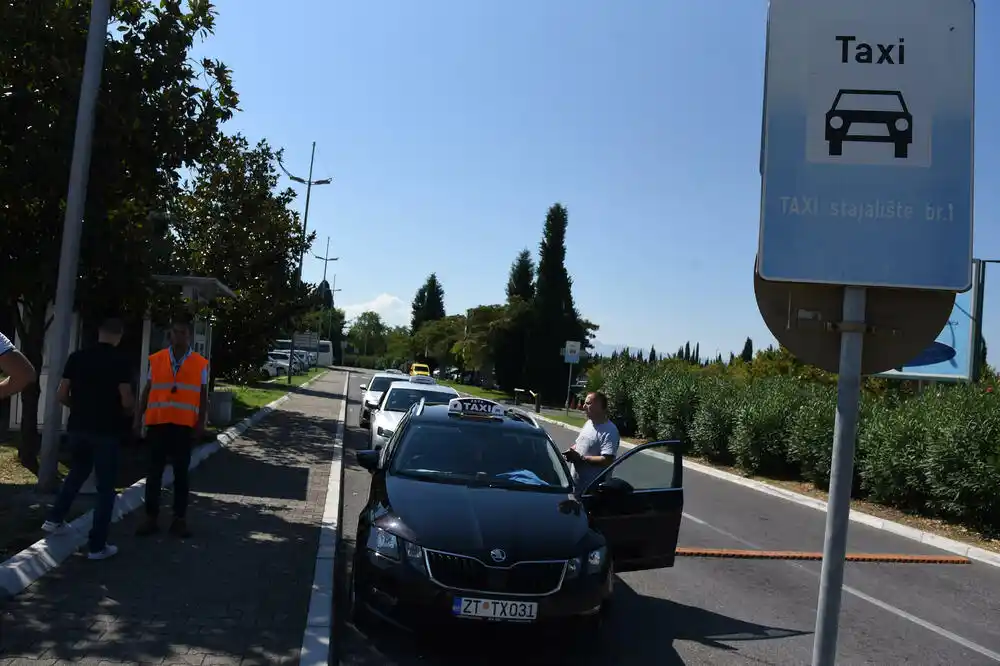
[41,317,135,560]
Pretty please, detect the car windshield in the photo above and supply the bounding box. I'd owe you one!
[369,376,401,393]
[834,92,905,113]
[390,423,571,490]
[383,388,455,412]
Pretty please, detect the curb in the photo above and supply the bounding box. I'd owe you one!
[522,407,1000,570]
[0,371,330,598]
[299,370,348,666]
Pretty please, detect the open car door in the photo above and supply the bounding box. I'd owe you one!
[579,440,684,572]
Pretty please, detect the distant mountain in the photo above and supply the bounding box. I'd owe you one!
[588,340,649,358]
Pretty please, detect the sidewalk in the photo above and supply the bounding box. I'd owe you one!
[0,371,346,666]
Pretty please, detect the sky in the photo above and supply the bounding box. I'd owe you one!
[192,1,1000,362]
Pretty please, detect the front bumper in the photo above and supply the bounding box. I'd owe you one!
[355,548,611,631]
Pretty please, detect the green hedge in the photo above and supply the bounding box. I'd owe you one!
[596,357,1000,536]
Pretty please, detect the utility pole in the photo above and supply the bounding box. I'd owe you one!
[314,237,340,354]
[280,142,332,385]
[38,0,113,492]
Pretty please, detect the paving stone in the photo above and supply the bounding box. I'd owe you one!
[0,373,344,666]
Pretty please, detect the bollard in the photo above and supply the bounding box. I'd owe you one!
[534,391,541,414]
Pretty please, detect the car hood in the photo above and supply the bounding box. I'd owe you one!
[372,410,404,431]
[384,476,594,562]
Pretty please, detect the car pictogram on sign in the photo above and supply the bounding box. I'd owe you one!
[825,89,913,159]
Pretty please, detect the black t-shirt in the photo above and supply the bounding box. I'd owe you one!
[63,342,133,435]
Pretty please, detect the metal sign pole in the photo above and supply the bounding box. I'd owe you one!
[812,285,866,666]
[564,362,573,415]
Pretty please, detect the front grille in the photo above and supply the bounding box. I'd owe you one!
[425,550,565,595]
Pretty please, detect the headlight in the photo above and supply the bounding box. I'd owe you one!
[368,527,399,560]
[376,427,394,438]
[367,527,425,570]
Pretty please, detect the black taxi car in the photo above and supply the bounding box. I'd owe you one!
[349,396,685,630]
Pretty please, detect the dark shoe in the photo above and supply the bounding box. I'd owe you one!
[135,517,159,536]
[169,518,191,538]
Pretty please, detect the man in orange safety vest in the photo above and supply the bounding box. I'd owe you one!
[133,316,209,538]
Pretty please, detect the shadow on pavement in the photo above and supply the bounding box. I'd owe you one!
[1,401,346,665]
[335,575,809,666]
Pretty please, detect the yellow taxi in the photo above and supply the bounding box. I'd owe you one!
[410,362,431,377]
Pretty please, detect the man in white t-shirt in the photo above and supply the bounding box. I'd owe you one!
[0,331,36,400]
[564,391,620,494]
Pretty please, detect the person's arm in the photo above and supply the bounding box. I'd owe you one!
[196,364,209,435]
[57,379,72,408]
[0,333,36,400]
[55,352,76,408]
[118,356,135,413]
[134,378,151,430]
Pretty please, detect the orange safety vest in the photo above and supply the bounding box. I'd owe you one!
[144,348,209,428]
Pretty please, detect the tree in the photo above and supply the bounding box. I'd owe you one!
[0,0,238,470]
[316,280,334,309]
[648,345,657,364]
[349,311,388,356]
[740,337,754,363]
[383,326,415,367]
[173,134,313,382]
[410,273,446,333]
[494,249,536,392]
[525,203,587,400]
[506,249,535,301]
[413,315,465,366]
[453,305,506,373]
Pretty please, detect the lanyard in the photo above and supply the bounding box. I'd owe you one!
[169,347,190,393]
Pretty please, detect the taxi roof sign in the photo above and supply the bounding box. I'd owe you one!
[448,397,505,416]
[409,375,436,384]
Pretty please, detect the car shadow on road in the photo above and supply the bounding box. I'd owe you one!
[334,572,810,666]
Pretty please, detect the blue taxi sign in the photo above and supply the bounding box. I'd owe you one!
[448,397,505,416]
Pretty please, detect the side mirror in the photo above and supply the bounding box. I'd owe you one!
[357,449,379,473]
[359,384,368,391]
[596,476,634,496]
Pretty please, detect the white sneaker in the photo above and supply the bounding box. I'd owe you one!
[41,520,66,533]
[87,544,118,560]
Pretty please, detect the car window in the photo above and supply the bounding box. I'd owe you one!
[383,388,457,412]
[369,376,400,393]
[389,422,571,490]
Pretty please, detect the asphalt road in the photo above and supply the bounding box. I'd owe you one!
[332,369,1000,665]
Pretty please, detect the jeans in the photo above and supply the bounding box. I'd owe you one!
[144,423,194,519]
[48,432,120,553]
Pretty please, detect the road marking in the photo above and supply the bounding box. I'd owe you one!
[675,548,970,564]
[300,371,348,666]
[682,513,1000,662]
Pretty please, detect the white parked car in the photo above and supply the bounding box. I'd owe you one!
[359,371,418,428]
[260,359,284,377]
[369,378,459,451]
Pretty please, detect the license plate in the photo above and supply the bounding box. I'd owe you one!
[452,597,538,622]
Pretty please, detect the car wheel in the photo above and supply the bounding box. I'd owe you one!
[349,560,371,629]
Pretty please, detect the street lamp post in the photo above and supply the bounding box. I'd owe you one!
[314,237,340,358]
[971,258,999,382]
[280,142,332,384]
[38,0,113,492]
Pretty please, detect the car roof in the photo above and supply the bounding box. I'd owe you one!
[385,380,456,394]
[407,397,543,432]
[371,371,406,380]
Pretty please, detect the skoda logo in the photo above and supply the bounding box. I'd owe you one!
[490,548,506,563]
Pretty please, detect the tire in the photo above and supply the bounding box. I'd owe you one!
[349,559,371,629]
